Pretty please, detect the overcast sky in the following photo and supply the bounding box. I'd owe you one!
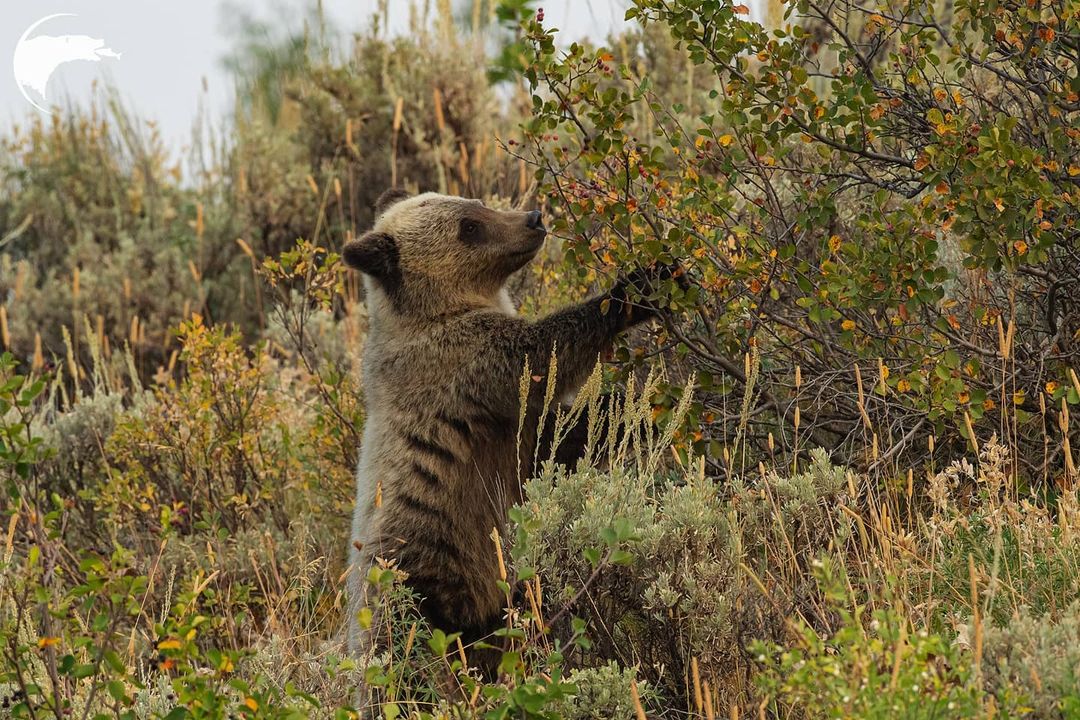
[2,0,636,153]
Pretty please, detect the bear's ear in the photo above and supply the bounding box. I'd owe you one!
[375,188,411,217]
[342,231,400,282]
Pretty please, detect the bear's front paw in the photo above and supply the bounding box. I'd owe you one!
[610,262,688,325]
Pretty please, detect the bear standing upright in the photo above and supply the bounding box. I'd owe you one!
[344,189,669,668]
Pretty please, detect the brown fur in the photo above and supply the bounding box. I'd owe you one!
[344,190,660,667]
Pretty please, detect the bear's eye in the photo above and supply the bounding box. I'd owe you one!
[460,219,481,241]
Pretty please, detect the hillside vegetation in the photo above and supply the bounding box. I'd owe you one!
[1,0,1079,717]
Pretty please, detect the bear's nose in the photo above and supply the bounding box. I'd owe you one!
[525,210,546,233]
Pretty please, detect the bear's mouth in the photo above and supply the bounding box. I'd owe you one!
[514,230,547,253]
[500,242,544,271]
[508,245,542,259]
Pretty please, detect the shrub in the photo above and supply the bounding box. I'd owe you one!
[982,604,1080,718]
[519,0,1080,481]
[754,604,997,719]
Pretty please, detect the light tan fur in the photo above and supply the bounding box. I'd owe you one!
[344,191,662,667]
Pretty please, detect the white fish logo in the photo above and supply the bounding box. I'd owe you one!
[13,13,121,115]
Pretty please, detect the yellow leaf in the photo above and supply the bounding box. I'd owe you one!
[245,697,259,711]
[994,197,1004,212]
[38,637,60,649]
[158,639,182,650]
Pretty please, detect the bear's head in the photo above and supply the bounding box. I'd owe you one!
[343,190,547,316]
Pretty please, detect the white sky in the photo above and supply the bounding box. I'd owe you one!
[1,0,634,153]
